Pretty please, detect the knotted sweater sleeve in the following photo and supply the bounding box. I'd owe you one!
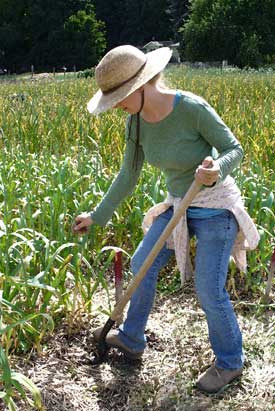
[197,100,244,180]
[91,117,144,226]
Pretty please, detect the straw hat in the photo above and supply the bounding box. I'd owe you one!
[87,45,172,115]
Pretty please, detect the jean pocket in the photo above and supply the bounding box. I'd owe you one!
[215,210,239,240]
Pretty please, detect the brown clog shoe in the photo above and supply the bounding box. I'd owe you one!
[196,364,243,393]
[93,327,144,360]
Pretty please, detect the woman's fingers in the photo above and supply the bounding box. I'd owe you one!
[72,213,93,234]
[196,168,219,185]
[195,157,220,186]
[201,156,214,169]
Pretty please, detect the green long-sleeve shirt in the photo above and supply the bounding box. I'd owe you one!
[91,91,243,226]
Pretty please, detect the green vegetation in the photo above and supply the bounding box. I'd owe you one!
[183,0,275,68]
[1,1,275,72]
[0,347,43,411]
[0,66,274,407]
[0,0,106,72]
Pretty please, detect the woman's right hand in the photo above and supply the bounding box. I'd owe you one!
[72,212,93,235]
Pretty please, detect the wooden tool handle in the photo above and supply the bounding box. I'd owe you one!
[111,179,202,322]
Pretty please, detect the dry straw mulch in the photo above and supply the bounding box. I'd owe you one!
[14,281,275,411]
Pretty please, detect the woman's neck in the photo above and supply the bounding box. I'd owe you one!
[141,84,177,123]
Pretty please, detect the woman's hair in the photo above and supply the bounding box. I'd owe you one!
[148,72,167,88]
[128,71,166,170]
[128,91,144,171]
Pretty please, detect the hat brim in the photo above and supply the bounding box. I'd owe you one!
[87,47,172,115]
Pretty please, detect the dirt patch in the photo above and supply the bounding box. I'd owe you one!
[14,281,275,411]
[31,73,54,81]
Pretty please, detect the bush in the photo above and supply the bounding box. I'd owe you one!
[237,33,263,68]
[180,0,275,68]
[77,68,95,78]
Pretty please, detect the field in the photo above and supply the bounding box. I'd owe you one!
[0,67,274,410]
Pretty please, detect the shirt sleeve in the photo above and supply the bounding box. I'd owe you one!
[91,116,144,227]
[197,100,244,181]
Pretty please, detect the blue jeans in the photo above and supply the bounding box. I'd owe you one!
[119,207,244,369]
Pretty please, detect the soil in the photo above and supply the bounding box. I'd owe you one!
[12,279,275,411]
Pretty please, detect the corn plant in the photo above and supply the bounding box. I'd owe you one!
[0,347,43,411]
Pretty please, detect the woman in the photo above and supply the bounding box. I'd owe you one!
[73,45,259,393]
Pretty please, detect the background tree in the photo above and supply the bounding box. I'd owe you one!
[1,0,275,71]
[0,0,106,71]
[0,0,28,70]
[181,0,275,67]
[166,0,189,42]
[63,8,106,69]
[125,0,173,45]
[92,0,127,48]
[94,0,173,49]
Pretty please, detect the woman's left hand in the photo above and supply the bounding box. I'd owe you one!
[195,156,220,186]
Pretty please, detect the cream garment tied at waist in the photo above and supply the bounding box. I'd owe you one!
[142,176,260,285]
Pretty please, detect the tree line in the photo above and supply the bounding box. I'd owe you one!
[0,0,274,73]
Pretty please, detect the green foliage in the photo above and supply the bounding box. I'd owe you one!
[63,9,106,69]
[1,0,275,71]
[0,1,106,72]
[77,68,95,78]
[181,0,275,68]
[166,0,190,41]
[93,0,173,47]
[237,33,263,68]
[0,347,43,410]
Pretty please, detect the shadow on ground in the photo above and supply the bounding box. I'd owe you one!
[16,280,274,411]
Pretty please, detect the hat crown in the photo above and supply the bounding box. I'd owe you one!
[95,45,146,93]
